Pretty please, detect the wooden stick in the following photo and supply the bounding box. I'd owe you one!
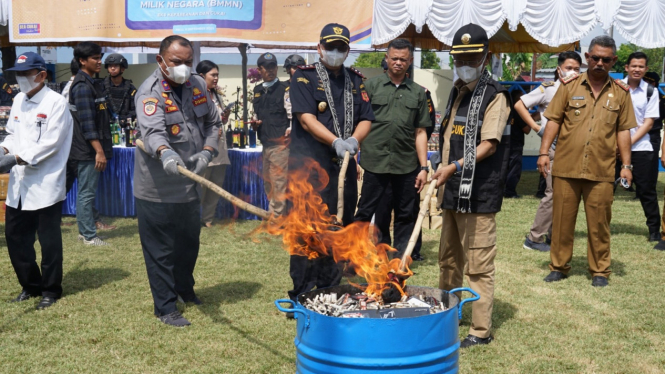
[336,151,350,224]
[135,139,271,220]
[399,179,438,272]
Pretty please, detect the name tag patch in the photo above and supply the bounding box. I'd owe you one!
[193,96,207,106]
[572,96,585,100]
[165,105,178,113]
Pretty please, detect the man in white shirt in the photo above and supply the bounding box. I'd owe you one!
[619,52,660,242]
[0,52,74,310]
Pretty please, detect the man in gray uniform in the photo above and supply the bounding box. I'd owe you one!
[134,35,220,327]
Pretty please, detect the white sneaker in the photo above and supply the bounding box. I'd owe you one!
[83,236,109,246]
[79,234,106,241]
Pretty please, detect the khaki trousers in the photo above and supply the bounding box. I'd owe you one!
[200,165,228,224]
[438,209,497,339]
[549,177,613,277]
[528,148,555,243]
[262,144,289,216]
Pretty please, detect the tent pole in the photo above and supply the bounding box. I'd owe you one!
[239,43,248,142]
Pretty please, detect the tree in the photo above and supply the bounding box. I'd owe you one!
[502,53,532,81]
[421,50,441,69]
[615,43,665,79]
[354,52,385,68]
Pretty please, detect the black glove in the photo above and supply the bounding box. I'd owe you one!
[0,154,18,173]
[160,149,184,177]
[186,149,213,175]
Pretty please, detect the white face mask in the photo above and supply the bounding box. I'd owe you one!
[455,54,487,83]
[16,74,41,94]
[321,49,348,68]
[158,57,191,84]
[558,67,577,79]
[263,77,279,88]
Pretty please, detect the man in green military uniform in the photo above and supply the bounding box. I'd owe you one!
[354,38,431,256]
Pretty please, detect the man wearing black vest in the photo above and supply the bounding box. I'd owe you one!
[432,24,511,348]
[69,42,113,246]
[102,53,137,125]
[251,53,290,216]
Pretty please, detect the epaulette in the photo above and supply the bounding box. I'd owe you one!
[297,64,315,70]
[541,81,555,87]
[349,67,365,79]
[560,73,579,84]
[614,79,630,92]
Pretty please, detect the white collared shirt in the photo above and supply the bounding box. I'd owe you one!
[622,77,659,152]
[0,86,73,211]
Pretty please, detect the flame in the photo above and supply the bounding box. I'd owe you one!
[264,158,413,299]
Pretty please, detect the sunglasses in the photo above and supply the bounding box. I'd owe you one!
[324,44,349,53]
[589,55,614,64]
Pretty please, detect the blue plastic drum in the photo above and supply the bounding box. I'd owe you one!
[275,285,479,374]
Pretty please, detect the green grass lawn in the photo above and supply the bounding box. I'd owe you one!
[1,171,665,373]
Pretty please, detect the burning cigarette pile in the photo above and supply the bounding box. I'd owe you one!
[303,291,448,318]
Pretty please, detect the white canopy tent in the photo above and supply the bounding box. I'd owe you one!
[372,0,665,49]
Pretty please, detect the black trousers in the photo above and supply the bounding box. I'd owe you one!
[355,168,420,257]
[136,198,200,316]
[616,151,661,233]
[504,149,523,197]
[6,200,64,298]
[374,184,423,256]
[286,156,356,301]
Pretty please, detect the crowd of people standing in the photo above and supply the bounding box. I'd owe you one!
[0,21,663,349]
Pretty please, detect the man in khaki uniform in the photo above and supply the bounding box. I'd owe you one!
[432,24,511,348]
[538,35,636,287]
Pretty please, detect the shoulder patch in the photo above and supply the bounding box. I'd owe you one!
[614,79,630,92]
[297,77,310,84]
[349,67,365,78]
[560,73,579,85]
[143,98,159,116]
[297,64,315,70]
[541,81,555,87]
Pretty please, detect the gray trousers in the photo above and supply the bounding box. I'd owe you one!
[528,148,555,243]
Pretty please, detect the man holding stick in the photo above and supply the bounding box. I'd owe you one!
[431,24,511,348]
[134,35,220,327]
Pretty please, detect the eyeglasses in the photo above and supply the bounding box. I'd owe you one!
[589,55,613,64]
[324,44,349,53]
[453,59,484,67]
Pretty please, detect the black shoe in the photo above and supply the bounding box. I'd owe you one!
[36,297,57,310]
[158,311,191,327]
[543,271,568,282]
[411,254,425,261]
[178,294,203,305]
[591,276,608,287]
[286,312,295,319]
[654,239,665,251]
[504,194,521,199]
[9,290,39,303]
[649,232,661,242]
[460,334,493,348]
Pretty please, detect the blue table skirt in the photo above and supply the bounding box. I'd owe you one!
[63,147,269,221]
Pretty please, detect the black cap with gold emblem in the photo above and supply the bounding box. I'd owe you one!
[320,23,350,46]
[450,23,489,55]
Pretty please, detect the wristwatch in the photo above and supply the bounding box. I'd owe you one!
[420,166,430,173]
[621,164,633,171]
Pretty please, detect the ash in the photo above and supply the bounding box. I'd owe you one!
[303,291,449,318]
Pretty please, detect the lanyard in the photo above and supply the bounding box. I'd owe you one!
[314,62,353,140]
